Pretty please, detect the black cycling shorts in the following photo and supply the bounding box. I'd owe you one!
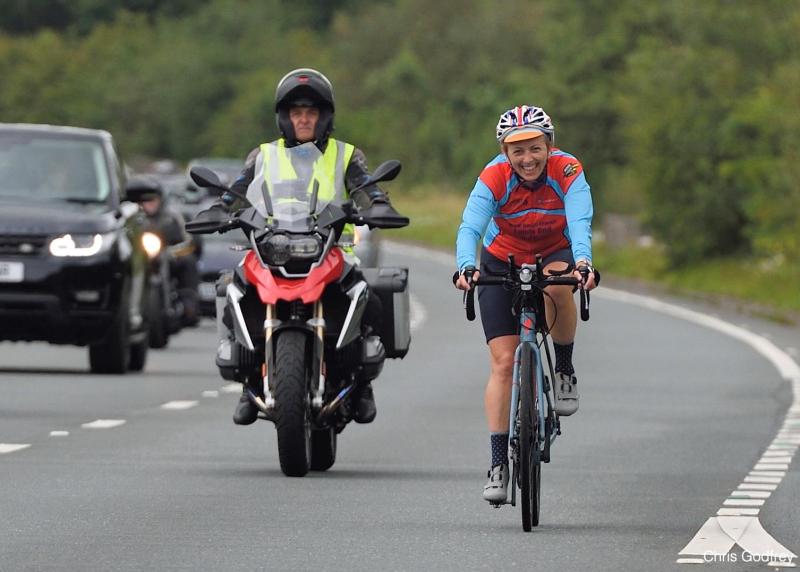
[477,247,574,343]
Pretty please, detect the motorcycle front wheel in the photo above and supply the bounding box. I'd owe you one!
[273,330,312,477]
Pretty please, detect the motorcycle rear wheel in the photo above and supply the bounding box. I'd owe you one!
[273,330,312,477]
[310,427,337,471]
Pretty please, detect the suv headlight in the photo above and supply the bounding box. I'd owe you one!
[49,233,114,258]
[260,234,322,266]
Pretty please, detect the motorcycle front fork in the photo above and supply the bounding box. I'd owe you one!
[260,301,326,412]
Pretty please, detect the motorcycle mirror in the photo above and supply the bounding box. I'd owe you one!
[189,166,226,192]
[351,160,402,193]
[190,166,250,203]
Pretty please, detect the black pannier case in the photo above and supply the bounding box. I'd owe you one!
[362,267,410,359]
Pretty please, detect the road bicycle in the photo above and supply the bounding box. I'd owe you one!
[459,255,593,531]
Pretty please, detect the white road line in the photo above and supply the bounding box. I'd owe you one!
[718,508,760,516]
[729,490,772,499]
[745,476,782,484]
[754,463,790,471]
[49,431,70,437]
[81,419,126,429]
[201,390,219,398]
[737,484,778,491]
[750,470,786,477]
[220,383,241,394]
[0,443,31,454]
[723,499,766,506]
[160,400,198,410]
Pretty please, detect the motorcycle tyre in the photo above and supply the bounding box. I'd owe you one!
[148,287,169,349]
[273,330,312,477]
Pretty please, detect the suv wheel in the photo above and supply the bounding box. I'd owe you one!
[89,300,131,374]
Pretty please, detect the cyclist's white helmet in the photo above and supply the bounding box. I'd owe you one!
[496,105,554,144]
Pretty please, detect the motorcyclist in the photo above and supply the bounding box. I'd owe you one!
[193,68,408,426]
[133,175,200,327]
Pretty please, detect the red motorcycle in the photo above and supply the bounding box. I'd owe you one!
[186,143,410,476]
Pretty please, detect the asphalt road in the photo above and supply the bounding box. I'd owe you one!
[1,243,798,571]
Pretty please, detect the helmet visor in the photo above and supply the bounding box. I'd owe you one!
[502,127,547,144]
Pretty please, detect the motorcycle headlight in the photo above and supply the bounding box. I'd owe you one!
[49,233,114,258]
[142,232,163,259]
[260,234,322,266]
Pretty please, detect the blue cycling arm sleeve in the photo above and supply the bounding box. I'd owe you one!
[456,179,496,270]
[564,172,593,263]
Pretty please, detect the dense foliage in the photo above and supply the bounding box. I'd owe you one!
[1,0,797,265]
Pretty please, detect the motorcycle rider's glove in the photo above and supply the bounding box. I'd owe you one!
[350,186,409,229]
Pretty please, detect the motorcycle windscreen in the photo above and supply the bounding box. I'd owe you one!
[246,142,341,232]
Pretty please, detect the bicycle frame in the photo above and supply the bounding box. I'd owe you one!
[508,307,556,462]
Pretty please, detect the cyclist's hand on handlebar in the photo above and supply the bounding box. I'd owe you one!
[574,262,598,291]
[454,266,480,291]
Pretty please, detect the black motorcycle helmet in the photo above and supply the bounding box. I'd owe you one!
[126,174,163,202]
[274,68,335,147]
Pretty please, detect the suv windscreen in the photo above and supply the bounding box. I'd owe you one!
[0,133,111,203]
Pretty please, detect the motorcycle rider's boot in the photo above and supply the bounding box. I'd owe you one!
[233,386,259,425]
[352,382,377,424]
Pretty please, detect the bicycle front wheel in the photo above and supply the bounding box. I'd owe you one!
[519,345,541,531]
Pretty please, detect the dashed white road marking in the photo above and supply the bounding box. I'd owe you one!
[81,419,126,429]
[0,443,31,454]
[160,400,198,410]
[220,383,241,394]
[49,431,69,437]
[201,390,219,398]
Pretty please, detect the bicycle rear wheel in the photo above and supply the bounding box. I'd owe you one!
[519,345,541,531]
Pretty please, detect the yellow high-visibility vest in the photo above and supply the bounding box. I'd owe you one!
[261,138,356,245]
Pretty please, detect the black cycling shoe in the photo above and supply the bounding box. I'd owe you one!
[352,382,377,424]
[232,390,258,425]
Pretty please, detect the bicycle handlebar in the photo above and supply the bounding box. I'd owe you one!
[458,272,591,323]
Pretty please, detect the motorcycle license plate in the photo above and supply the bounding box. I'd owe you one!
[0,261,24,283]
[198,282,216,301]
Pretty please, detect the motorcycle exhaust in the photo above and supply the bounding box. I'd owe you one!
[316,381,357,424]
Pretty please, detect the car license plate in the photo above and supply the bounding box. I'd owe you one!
[199,282,216,301]
[0,261,24,283]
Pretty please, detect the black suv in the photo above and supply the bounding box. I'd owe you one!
[0,124,150,373]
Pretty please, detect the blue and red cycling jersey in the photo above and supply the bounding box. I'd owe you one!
[456,148,593,270]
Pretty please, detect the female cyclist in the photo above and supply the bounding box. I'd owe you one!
[454,105,598,503]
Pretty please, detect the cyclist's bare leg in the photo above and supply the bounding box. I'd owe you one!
[543,261,577,345]
[485,334,519,432]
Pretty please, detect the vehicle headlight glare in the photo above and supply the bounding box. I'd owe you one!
[49,234,105,257]
[142,232,163,259]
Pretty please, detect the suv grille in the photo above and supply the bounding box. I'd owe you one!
[0,235,49,256]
